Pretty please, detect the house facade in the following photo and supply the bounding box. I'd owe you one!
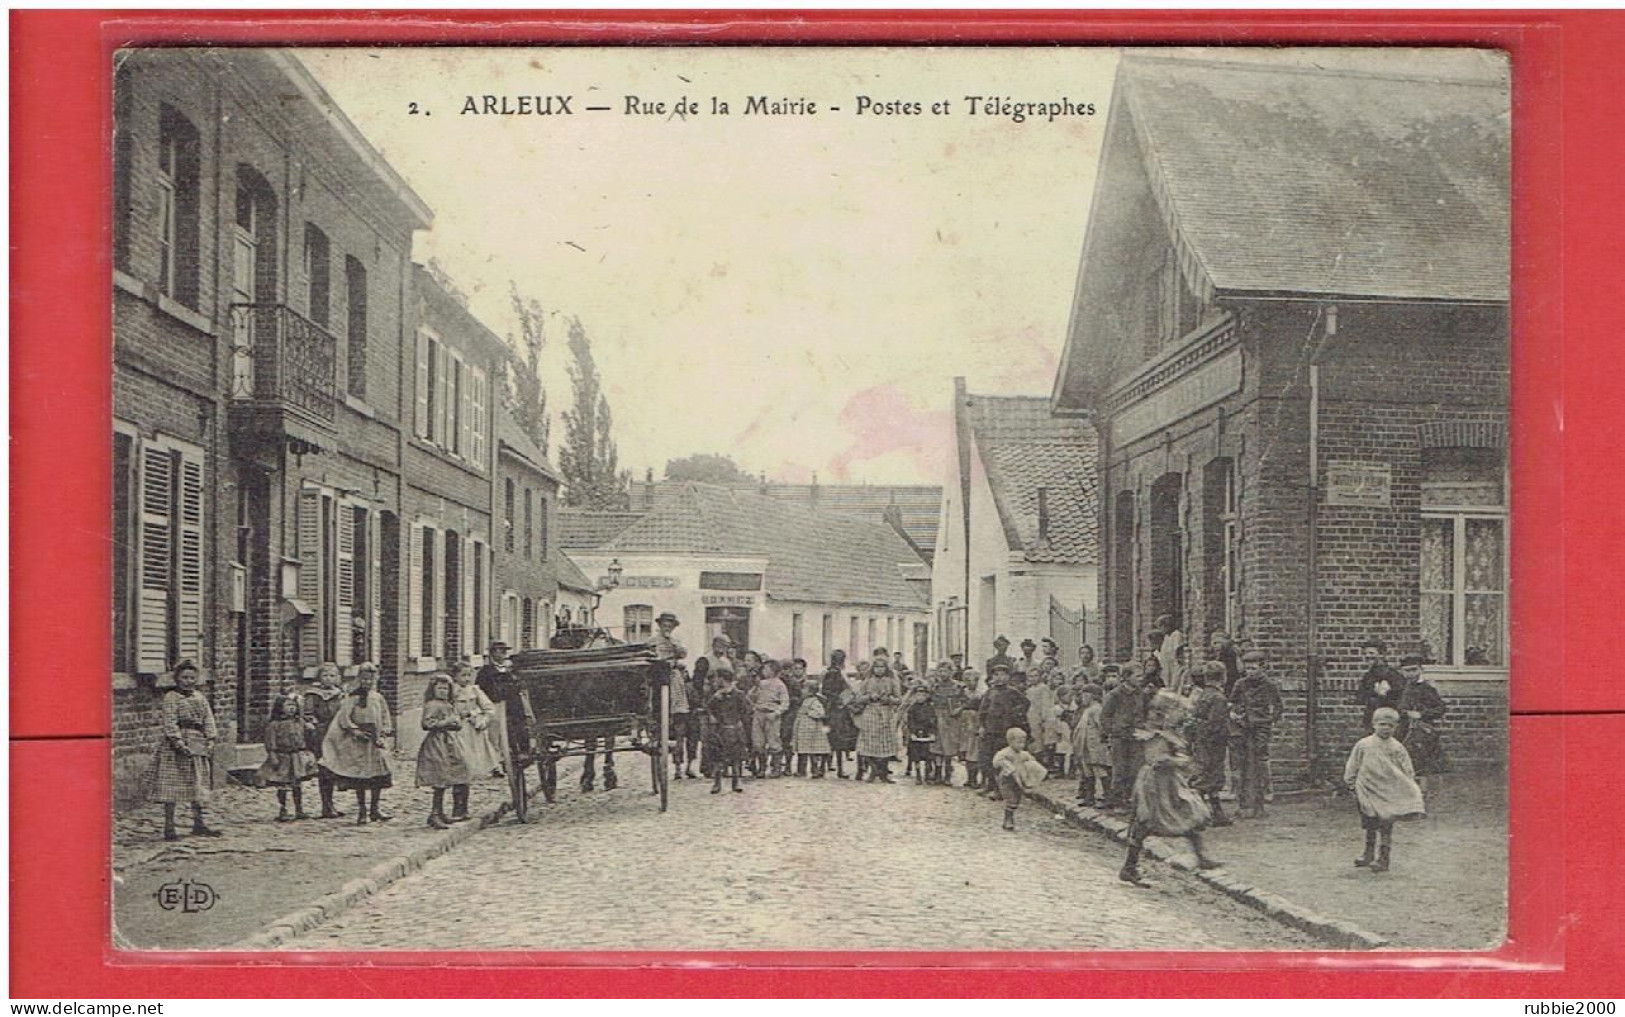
[1051,56,1510,784]
[493,412,563,651]
[564,483,932,669]
[931,380,1099,666]
[112,49,431,798]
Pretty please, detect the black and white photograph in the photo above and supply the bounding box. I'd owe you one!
[109,45,1510,953]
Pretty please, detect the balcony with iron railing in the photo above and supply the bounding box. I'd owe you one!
[228,303,339,449]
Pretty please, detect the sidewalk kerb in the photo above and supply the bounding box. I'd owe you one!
[230,784,529,951]
[1028,785,1391,951]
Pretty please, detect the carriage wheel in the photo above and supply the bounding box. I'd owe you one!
[506,741,529,824]
[658,684,671,812]
[539,756,557,804]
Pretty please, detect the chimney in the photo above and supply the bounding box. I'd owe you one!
[645,467,654,483]
[1037,487,1050,543]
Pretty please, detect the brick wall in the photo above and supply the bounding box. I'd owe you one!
[1096,301,1509,788]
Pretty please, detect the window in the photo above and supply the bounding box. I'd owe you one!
[791,613,804,659]
[443,531,462,660]
[522,597,535,649]
[303,224,330,328]
[155,107,201,307]
[503,478,516,552]
[416,331,439,440]
[821,614,833,665]
[470,367,488,465]
[625,604,654,642]
[849,616,859,660]
[1420,447,1507,668]
[419,526,437,657]
[451,356,465,457]
[110,428,203,672]
[1203,459,1239,640]
[1112,490,1136,658]
[296,489,377,668]
[524,488,534,559]
[345,256,367,399]
[470,540,485,654]
[413,331,487,466]
[867,617,878,656]
[536,495,549,558]
[113,428,205,676]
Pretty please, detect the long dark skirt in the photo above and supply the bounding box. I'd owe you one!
[825,705,859,753]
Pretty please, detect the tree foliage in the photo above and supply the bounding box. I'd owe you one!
[558,317,630,510]
[664,453,755,485]
[503,282,551,453]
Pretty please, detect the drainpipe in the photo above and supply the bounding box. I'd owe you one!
[1305,303,1337,783]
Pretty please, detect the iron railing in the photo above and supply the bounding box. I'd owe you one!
[229,303,338,424]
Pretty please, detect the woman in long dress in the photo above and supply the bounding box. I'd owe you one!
[418,674,471,829]
[321,665,394,825]
[450,662,500,782]
[821,653,858,778]
[853,650,902,783]
[1398,657,1449,796]
[146,660,223,841]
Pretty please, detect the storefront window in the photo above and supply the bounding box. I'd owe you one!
[1420,446,1506,668]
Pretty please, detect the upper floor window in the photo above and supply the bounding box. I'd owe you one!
[624,604,653,642]
[536,495,548,559]
[414,329,488,465]
[1420,445,1507,668]
[303,224,331,328]
[155,107,201,308]
[503,478,516,552]
[523,487,534,559]
[345,256,368,399]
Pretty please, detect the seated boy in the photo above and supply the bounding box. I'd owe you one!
[991,727,1048,832]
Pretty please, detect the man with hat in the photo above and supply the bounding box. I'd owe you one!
[477,639,546,797]
[1228,648,1283,819]
[984,636,1016,682]
[975,662,1030,799]
[648,612,697,779]
[1016,638,1040,677]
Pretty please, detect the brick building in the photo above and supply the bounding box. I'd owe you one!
[111,49,432,800]
[1050,56,1509,784]
[930,379,1099,665]
[493,412,563,651]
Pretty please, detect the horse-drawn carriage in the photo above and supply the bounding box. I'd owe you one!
[484,642,674,822]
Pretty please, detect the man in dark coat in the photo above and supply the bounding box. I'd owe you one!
[975,663,1029,799]
[1100,663,1147,809]
[820,650,858,779]
[1229,649,1284,818]
[1355,638,1408,732]
[984,636,1016,681]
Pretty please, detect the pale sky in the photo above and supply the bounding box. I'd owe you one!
[295,47,1116,486]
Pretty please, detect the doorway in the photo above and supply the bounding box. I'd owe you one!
[705,606,751,651]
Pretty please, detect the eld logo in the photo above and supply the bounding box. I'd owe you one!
[154,879,217,914]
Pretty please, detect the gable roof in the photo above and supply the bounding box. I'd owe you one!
[553,551,596,594]
[556,509,645,550]
[1117,55,1509,304]
[628,480,941,554]
[601,483,929,610]
[496,412,562,484]
[964,394,1099,566]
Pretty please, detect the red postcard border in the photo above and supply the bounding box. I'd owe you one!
[10,8,1616,997]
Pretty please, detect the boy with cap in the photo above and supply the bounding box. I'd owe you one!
[1188,661,1233,825]
[1229,649,1283,818]
[1100,664,1147,810]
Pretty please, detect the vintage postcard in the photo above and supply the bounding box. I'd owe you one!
[109,45,1509,952]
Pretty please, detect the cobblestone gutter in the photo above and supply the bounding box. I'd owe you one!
[1024,785,1390,950]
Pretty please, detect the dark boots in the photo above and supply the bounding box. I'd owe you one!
[1002,807,1016,832]
[1370,845,1392,873]
[319,776,344,818]
[449,784,470,822]
[1356,829,1378,867]
[428,788,450,829]
[1119,843,1150,887]
[1208,794,1233,827]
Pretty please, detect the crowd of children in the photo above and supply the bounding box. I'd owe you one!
[142,617,1442,879]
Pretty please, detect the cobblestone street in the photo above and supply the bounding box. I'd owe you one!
[289,770,1318,951]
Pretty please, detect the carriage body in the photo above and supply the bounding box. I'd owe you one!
[496,643,674,820]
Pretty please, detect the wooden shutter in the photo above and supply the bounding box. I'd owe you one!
[335,501,356,666]
[432,527,447,659]
[471,369,488,466]
[407,521,424,662]
[457,357,472,459]
[368,509,382,666]
[436,345,452,449]
[461,538,475,660]
[297,487,323,668]
[136,444,174,674]
[174,446,205,667]
[415,330,430,438]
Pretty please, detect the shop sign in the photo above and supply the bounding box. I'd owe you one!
[607,575,678,589]
[1326,461,1392,507]
[702,595,755,607]
[1111,349,1242,446]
